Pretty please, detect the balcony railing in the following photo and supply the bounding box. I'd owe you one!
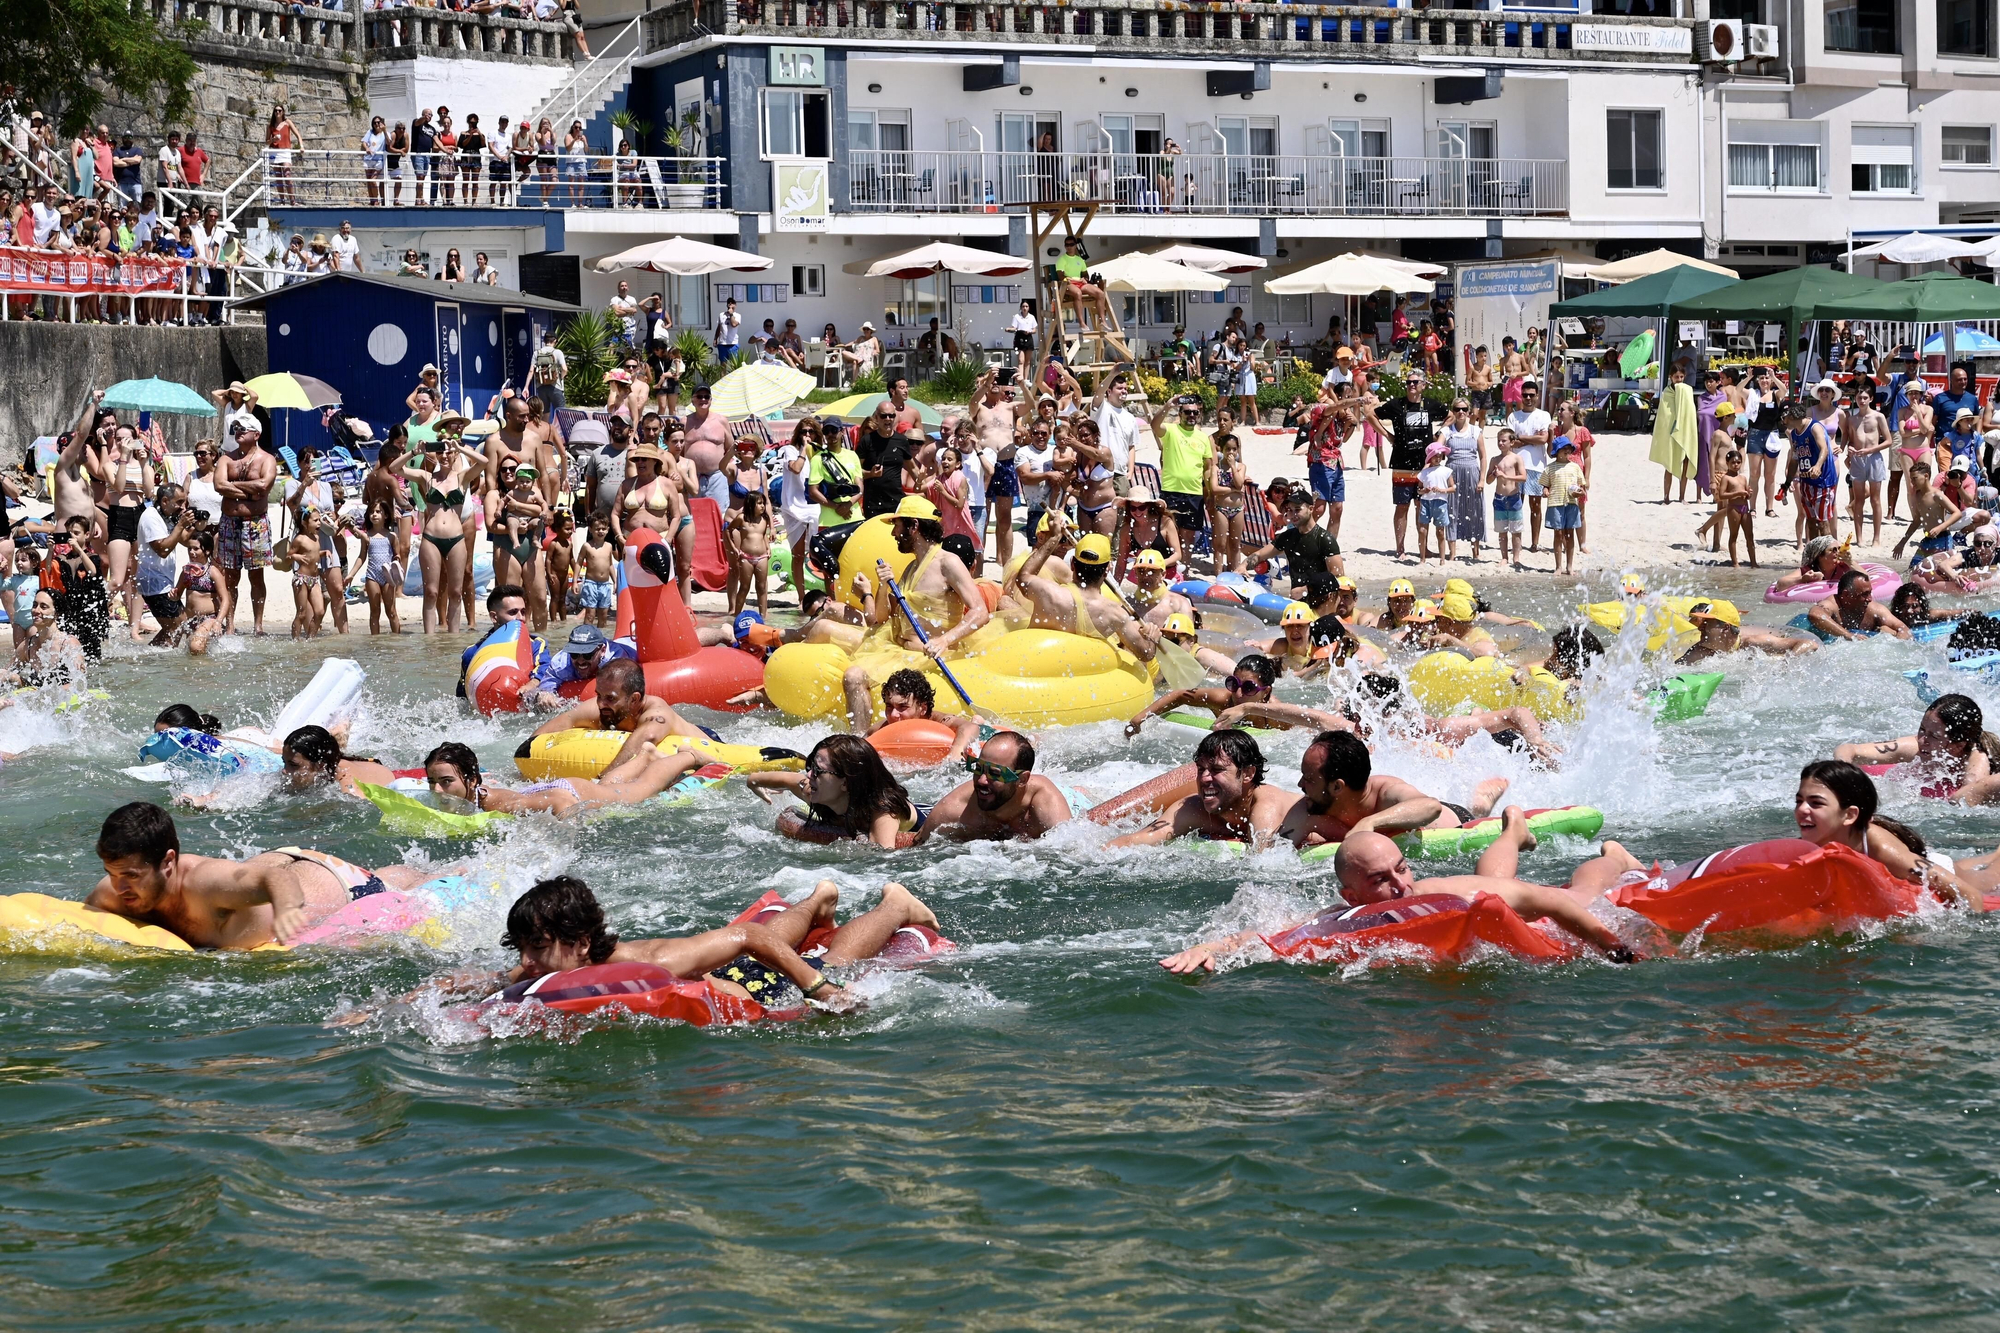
[132,0,359,56]
[646,0,1689,61]
[260,149,728,211]
[362,5,576,60]
[850,151,1566,217]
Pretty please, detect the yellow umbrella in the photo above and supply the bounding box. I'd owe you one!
[707,363,817,420]
[241,372,342,410]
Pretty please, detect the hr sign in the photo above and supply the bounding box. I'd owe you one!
[768,46,825,86]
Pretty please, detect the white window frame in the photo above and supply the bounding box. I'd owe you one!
[1216,115,1280,157]
[1726,121,1827,195]
[1851,122,1919,195]
[760,87,830,161]
[1605,107,1665,192]
[1942,123,1996,168]
[1328,117,1391,158]
[791,264,825,297]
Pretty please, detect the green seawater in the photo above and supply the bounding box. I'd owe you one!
[6,574,2000,1330]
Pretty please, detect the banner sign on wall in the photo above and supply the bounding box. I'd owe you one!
[0,248,187,294]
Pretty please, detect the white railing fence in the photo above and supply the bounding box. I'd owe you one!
[260,149,727,210]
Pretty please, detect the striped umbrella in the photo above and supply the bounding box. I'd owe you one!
[707,363,817,420]
[242,371,343,410]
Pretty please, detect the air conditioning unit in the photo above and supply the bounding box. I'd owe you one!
[1697,18,1744,62]
[1745,23,1781,60]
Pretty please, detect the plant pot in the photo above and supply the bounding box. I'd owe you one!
[665,183,706,210]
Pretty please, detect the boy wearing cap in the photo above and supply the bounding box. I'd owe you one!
[1676,601,1815,665]
[1416,441,1455,564]
[1542,438,1585,576]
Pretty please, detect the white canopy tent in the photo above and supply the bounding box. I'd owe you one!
[1847,232,1992,265]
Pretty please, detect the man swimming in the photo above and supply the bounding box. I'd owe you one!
[1278,730,1509,850]
[1158,805,1633,972]
[530,656,710,771]
[918,732,1079,842]
[1107,729,1299,850]
[1675,600,1817,664]
[1806,569,1910,642]
[84,801,432,949]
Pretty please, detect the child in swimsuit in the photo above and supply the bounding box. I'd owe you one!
[727,491,774,620]
[577,515,617,628]
[288,508,324,640]
[360,499,402,635]
[1208,432,1250,574]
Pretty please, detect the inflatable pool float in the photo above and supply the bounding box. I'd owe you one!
[1203,805,1604,863]
[835,516,914,609]
[135,728,283,779]
[764,628,1155,729]
[1579,597,1715,654]
[1173,578,1289,625]
[1911,619,1962,644]
[469,890,954,1029]
[1764,563,1900,605]
[1855,762,1960,801]
[867,717,960,768]
[1407,652,1578,722]
[361,768,731,837]
[1160,708,1279,737]
[1647,672,1723,722]
[1262,891,1575,966]
[1608,839,1923,946]
[514,730,801,782]
[1785,611,1877,644]
[270,658,367,737]
[0,871,490,956]
[1086,762,1198,827]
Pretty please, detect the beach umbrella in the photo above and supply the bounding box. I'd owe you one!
[842,242,1032,280]
[1588,249,1738,284]
[99,377,215,416]
[1923,326,2000,355]
[1145,243,1269,274]
[1848,232,1991,265]
[819,393,945,427]
[708,362,817,419]
[1090,252,1228,293]
[242,372,342,410]
[590,237,773,275]
[1264,252,1435,296]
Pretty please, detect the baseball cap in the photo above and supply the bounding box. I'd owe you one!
[893,495,940,522]
[1132,548,1167,571]
[1687,600,1740,627]
[1387,578,1416,598]
[1074,533,1113,565]
[1034,513,1072,540]
[1163,612,1197,637]
[1715,401,1737,418]
[1280,601,1313,626]
[564,623,608,654]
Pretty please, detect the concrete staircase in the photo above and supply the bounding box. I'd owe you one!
[524,17,639,149]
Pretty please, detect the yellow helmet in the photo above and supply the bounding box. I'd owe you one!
[1387,578,1416,599]
[1280,601,1314,627]
[1163,612,1197,636]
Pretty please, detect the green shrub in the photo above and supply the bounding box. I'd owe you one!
[556,309,615,407]
[671,328,713,381]
[1256,369,1323,411]
[931,356,983,400]
[849,369,886,395]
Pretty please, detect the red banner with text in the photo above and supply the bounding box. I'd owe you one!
[0,247,186,294]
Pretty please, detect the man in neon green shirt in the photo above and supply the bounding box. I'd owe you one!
[1056,235,1115,340]
[1148,394,1213,558]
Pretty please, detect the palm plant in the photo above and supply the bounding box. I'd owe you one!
[609,109,650,153]
[556,309,616,406]
[672,327,713,382]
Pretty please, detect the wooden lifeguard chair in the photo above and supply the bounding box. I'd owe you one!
[1029,201,1134,376]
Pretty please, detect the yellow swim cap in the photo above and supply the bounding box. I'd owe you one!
[1132,548,1167,571]
[1163,611,1197,636]
[1408,598,1437,622]
[1440,577,1475,600]
[1437,593,1476,623]
[1280,601,1314,626]
[1387,578,1416,599]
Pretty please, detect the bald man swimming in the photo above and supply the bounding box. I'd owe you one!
[1159,806,1633,973]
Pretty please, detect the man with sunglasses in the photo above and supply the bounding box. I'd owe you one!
[682,384,733,510]
[1107,727,1298,850]
[918,732,1082,843]
[1125,653,1277,738]
[856,399,917,519]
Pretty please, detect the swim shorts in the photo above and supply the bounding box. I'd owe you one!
[579,577,616,610]
[1493,493,1524,533]
[217,515,272,570]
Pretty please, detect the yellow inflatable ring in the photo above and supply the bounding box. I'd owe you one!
[836,515,914,610]
[0,892,285,955]
[763,628,1156,728]
[1407,651,1579,723]
[1578,597,1728,655]
[515,730,804,782]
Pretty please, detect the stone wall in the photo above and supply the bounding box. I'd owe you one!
[0,324,266,459]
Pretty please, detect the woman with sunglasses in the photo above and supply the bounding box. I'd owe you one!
[615,441,694,606]
[1123,652,1277,738]
[750,732,927,849]
[400,418,483,633]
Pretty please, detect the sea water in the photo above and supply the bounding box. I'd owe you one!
[5,572,2000,1329]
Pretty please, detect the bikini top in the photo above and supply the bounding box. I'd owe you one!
[183,562,214,594]
[625,482,674,515]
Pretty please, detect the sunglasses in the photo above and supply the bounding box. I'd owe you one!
[964,755,1023,784]
[1225,677,1265,694]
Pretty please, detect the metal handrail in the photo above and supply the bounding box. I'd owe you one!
[531,15,642,130]
[260,149,729,211]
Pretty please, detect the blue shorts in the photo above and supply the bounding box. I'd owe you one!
[1162,490,1206,532]
[1546,503,1581,531]
[1308,460,1345,504]
[1418,497,1451,529]
[579,577,616,610]
[1392,480,1419,506]
[987,458,1021,503]
[1747,428,1782,458]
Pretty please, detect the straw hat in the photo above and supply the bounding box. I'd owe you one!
[629,444,666,464]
